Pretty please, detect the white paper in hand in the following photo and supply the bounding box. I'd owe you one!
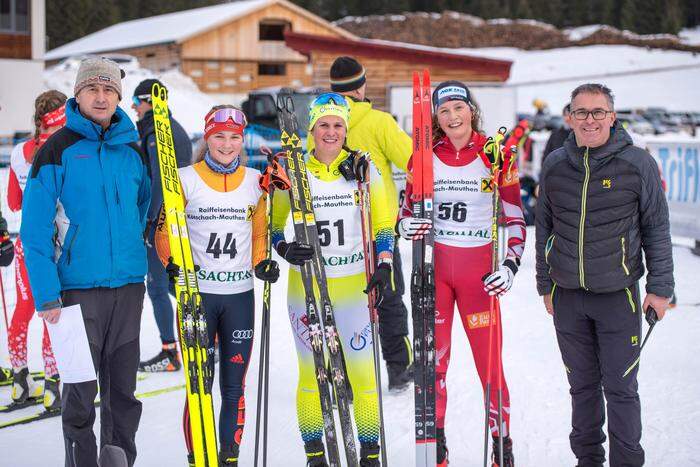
[45,304,97,383]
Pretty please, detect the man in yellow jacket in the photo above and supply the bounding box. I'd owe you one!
[308,56,413,389]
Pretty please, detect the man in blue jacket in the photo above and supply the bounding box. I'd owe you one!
[132,78,191,373]
[21,57,151,467]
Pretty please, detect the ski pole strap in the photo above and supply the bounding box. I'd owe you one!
[259,155,291,193]
[483,127,507,172]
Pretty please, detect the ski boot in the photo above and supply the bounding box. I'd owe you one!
[12,367,42,403]
[305,440,328,467]
[387,362,413,391]
[43,374,61,412]
[492,436,514,467]
[219,443,239,466]
[437,427,449,467]
[0,367,11,385]
[138,342,181,372]
[360,442,381,466]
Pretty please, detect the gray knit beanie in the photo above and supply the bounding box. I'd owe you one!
[74,57,125,99]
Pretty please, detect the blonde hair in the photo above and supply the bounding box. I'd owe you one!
[432,96,483,144]
[195,104,248,164]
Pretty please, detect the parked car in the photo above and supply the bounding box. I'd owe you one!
[616,112,654,135]
[241,86,323,170]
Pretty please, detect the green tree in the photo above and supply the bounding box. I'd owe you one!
[619,0,638,31]
[662,0,684,33]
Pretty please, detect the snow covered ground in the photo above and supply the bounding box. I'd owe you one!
[1,228,699,466]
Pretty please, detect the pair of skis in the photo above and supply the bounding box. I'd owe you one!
[411,69,437,467]
[0,383,185,430]
[275,94,357,467]
[151,84,218,467]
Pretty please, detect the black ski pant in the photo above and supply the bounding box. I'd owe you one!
[552,283,644,467]
[377,238,411,370]
[200,290,254,451]
[61,283,145,467]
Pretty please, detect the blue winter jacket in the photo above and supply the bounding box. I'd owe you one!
[20,98,151,311]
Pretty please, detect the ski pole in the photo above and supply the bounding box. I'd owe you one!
[622,306,659,377]
[254,151,288,466]
[356,161,389,467]
[483,128,506,467]
[0,267,8,333]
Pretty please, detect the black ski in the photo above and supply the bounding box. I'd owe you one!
[276,94,357,467]
[0,397,43,413]
[0,383,185,430]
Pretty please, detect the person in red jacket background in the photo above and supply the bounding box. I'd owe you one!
[398,81,525,467]
[6,90,66,411]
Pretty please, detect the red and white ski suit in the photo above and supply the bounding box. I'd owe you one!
[400,132,526,437]
[7,135,58,376]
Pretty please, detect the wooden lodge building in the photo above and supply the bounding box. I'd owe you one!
[1,0,46,135]
[44,0,512,110]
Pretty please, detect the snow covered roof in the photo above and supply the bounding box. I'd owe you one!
[44,0,352,61]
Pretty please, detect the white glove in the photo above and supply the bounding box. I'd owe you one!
[397,217,432,241]
[483,259,519,296]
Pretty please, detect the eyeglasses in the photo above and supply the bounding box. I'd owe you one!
[205,107,248,126]
[310,92,348,108]
[571,109,613,121]
[132,95,151,106]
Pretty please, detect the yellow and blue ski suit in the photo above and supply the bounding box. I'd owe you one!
[271,149,395,447]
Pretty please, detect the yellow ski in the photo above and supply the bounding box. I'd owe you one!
[151,83,218,467]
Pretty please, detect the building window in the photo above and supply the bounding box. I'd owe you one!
[258,63,286,76]
[0,0,29,33]
[206,82,221,90]
[258,21,288,41]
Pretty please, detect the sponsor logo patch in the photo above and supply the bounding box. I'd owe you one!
[350,333,367,351]
[481,178,494,193]
[467,311,491,329]
[231,329,253,343]
[230,353,244,364]
[602,178,612,189]
[437,86,468,100]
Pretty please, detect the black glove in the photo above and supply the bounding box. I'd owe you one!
[364,263,392,296]
[339,151,369,182]
[0,232,14,267]
[165,257,180,284]
[254,259,280,283]
[275,241,314,266]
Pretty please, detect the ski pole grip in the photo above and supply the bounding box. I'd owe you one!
[645,306,658,326]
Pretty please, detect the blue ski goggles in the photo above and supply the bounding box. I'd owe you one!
[310,92,349,108]
[132,94,151,106]
[308,92,350,130]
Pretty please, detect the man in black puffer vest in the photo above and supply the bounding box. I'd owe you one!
[536,83,673,467]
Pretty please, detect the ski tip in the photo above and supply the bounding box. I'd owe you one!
[150,82,167,101]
